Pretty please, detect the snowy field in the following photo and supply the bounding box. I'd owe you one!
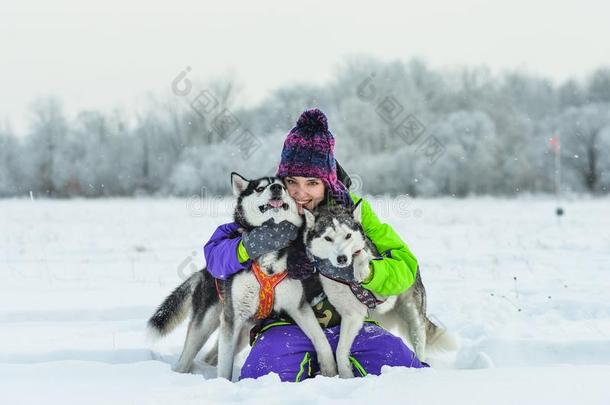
[1,195,610,404]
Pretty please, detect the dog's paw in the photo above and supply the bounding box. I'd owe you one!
[338,363,355,379]
[172,363,192,374]
[353,259,372,283]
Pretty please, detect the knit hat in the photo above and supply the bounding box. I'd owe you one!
[276,109,351,207]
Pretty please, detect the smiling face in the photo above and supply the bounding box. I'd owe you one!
[283,176,326,214]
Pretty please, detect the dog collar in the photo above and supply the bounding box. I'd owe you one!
[318,272,384,309]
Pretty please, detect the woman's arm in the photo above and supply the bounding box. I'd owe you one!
[350,193,418,296]
[203,220,299,279]
[203,222,252,280]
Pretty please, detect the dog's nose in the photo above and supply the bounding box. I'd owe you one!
[337,255,347,265]
[269,184,282,193]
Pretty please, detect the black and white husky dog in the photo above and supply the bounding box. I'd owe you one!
[147,173,337,380]
[303,202,455,377]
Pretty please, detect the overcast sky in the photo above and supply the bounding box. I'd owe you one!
[1,0,609,135]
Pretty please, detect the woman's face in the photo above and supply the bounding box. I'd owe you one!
[284,176,325,214]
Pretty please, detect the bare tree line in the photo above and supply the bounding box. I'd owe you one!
[1,58,609,198]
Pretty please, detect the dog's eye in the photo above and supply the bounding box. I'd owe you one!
[324,236,333,242]
[345,233,351,240]
[255,186,265,193]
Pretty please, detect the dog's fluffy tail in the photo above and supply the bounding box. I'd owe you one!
[147,271,204,339]
[426,318,458,353]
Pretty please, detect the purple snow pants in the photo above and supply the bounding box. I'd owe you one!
[239,321,429,382]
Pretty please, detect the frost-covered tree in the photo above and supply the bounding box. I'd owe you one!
[0,124,22,196]
[556,104,610,193]
[22,97,68,197]
[587,68,610,103]
[422,110,498,196]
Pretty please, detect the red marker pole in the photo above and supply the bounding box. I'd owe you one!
[550,134,563,217]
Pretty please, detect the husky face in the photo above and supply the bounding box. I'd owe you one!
[231,172,302,228]
[303,202,366,268]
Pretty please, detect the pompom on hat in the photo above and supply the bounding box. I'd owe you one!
[276,109,351,207]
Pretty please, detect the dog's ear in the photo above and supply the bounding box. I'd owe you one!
[231,172,249,196]
[352,198,364,223]
[303,209,316,230]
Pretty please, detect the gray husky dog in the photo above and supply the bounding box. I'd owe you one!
[303,202,455,377]
[147,173,337,380]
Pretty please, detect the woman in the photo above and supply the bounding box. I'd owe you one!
[204,109,428,382]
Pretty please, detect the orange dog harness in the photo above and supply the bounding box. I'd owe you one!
[252,261,288,319]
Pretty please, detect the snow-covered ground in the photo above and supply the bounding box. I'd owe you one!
[1,196,609,404]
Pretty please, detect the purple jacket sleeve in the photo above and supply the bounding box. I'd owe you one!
[203,222,252,280]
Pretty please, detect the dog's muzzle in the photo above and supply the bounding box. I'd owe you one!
[313,257,357,283]
[259,199,289,213]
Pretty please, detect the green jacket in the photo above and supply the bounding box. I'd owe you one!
[237,193,418,296]
[348,193,418,296]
